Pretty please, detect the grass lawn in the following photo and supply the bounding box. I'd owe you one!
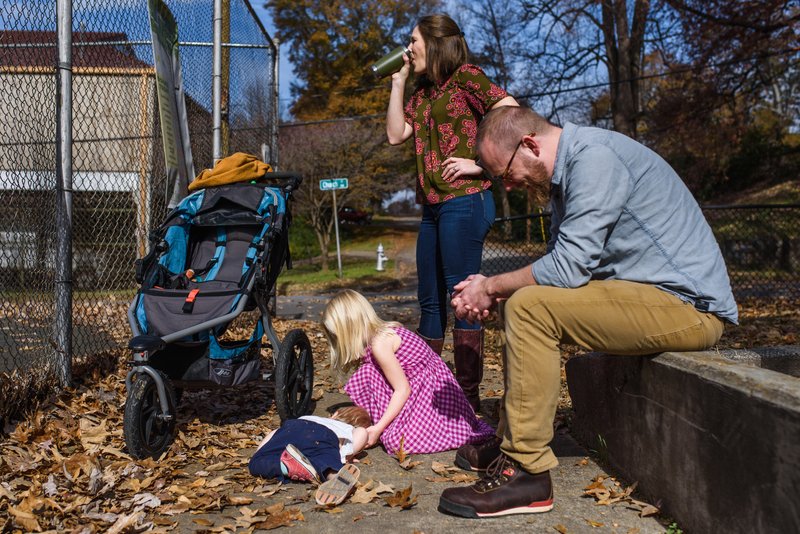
[276,257,404,295]
[333,220,417,252]
[280,219,418,294]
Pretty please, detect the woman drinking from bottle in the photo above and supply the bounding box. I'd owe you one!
[385,13,518,412]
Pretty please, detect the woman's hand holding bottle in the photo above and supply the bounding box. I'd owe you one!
[391,51,411,85]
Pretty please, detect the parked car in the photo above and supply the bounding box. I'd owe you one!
[338,206,372,225]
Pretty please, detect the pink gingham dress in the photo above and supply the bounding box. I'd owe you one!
[344,326,495,454]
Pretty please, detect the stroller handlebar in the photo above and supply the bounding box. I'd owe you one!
[260,171,303,193]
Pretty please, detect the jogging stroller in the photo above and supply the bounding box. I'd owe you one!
[124,172,313,460]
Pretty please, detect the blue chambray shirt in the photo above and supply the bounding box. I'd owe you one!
[531,123,739,324]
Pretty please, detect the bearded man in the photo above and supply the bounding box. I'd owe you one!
[438,105,738,518]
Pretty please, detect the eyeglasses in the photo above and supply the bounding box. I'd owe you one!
[478,132,535,182]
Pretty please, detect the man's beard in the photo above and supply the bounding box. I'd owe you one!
[526,159,551,207]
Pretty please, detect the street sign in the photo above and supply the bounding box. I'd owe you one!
[319,178,349,191]
[319,177,348,278]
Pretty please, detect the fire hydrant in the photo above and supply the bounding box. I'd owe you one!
[376,243,388,271]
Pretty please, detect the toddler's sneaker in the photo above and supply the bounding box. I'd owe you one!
[280,444,320,483]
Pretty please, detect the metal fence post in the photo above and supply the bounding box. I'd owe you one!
[212,0,222,162]
[271,36,280,169]
[55,0,73,387]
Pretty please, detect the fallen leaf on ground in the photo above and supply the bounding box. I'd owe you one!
[583,475,658,517]
[107,511,147,534]
[349,480,395,504]
[265,502,285,515]
[205,461,227,471]
[6,505,41,532]
[206,476,230,488]
[383,485,418,510]
[353,511,378,522]
[627,499,660,517]
[431,461,459,476]
[226,495,253,506]
[395,436,408,464]
[132,492,161,510]
[251,508,304,530]
[253,482,283,497]
[0,485,16,501]
[399,458,422,470]
[320,506,344,514]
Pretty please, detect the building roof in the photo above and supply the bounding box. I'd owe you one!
[0,30,152,71]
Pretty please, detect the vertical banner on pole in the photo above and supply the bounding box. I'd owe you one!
[147,0,195,208]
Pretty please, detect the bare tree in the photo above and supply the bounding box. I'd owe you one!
[278,119,405,270]
[517,0,652,138]
[663,0,799,120]
[454,0,532,238]
[640,0,800,196]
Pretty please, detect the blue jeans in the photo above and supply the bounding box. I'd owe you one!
[248,419,342,481]
[417,191,495,338]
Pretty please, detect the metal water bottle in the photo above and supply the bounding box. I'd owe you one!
[370,46,411,77]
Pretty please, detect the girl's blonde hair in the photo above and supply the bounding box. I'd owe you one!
[322,289,401,372]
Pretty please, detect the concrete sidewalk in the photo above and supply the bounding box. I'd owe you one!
[271,290,667,533]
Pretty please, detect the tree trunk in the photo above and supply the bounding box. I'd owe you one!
[316,230,330,272]
[525,193,532,243]
[499,187,512,240]
[600,0,650,138]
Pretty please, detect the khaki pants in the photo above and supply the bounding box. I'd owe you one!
[498,280,724,473]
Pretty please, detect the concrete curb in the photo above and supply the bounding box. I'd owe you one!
[566,347,800,533]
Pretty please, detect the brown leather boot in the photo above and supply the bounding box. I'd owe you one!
[455,435,502,472]
[439,454,554,518]
[453,328,483,412]
[416,330,444,356]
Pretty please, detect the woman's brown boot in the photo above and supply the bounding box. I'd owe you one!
[453,328,484,412]
[416,329,444,355]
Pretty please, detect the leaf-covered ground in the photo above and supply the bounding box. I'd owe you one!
[0,296,796,532]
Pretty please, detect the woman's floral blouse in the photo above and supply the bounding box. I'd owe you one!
[404,64,508,205]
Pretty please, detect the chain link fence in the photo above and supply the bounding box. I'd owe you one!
[482,205,800,300]
[0,0,277,377]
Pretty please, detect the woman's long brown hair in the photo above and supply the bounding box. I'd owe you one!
[416,13,468,86]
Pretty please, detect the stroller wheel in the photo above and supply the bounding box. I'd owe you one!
[124,370,177,459]
[274,329,314,421]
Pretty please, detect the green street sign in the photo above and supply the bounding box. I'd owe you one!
[319,178,349,191]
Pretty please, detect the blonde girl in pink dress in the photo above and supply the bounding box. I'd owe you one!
[321,289,494,455]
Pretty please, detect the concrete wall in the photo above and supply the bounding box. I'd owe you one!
[566,349,800,534]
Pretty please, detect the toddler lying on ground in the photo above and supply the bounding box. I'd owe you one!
[248,406,370,505]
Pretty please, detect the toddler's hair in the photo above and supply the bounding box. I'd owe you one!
[334,406,372,428]
[321,289,401,372]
